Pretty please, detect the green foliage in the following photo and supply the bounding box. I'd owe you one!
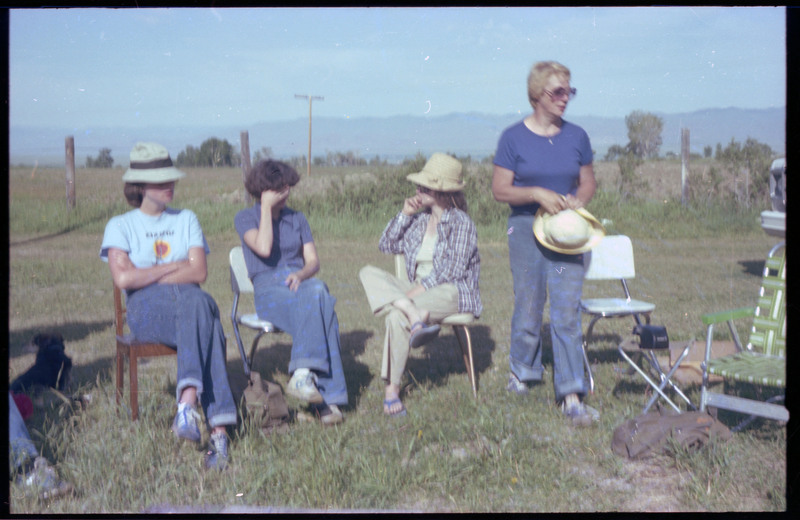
[604,144,629,162]
[586,189,761,238]
[85,148,114,168]
[176,137,240,168]
[716,138,773,208]
[616,152,646,201]
[625,110,664,159]
[252,146,273,162]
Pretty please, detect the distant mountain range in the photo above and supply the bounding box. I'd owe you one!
[9,107,785,167]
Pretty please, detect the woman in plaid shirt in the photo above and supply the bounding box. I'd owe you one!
[359,153,482,417]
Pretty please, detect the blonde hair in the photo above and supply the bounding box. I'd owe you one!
[527,61,571,109]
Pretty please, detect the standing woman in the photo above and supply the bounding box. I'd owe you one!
[234,159,348,425]
[359,153,482,417]
[491,61,599,427]
[100,142,236,469]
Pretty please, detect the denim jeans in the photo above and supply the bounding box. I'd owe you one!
[9,392,38,472]
[507,213,587,401]
[253,271,348,407]
[126,283,237,428]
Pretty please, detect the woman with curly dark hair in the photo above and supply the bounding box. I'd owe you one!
[234,159,347,425]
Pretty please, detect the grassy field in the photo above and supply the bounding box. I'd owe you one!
[7,161,787,513]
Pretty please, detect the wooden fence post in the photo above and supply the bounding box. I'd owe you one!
[240,130,253,205]
[680,128,690,206]
[65,136,76,210]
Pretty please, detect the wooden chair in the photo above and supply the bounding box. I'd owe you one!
[229,246,283,378]
[114,284,176,421]
[394,255,478,398]
[700,242,787,431]
[580,235,655,393]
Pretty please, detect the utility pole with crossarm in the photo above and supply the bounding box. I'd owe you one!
[294,94,324,177]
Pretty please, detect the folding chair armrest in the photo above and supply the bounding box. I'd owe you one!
[701,306,755,326]
[702,307,751,363]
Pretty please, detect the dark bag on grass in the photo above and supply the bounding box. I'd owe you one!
[243,371,290,435]
[611,408,731,459]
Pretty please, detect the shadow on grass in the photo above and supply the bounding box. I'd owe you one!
[739,259,766,277]
[582,333,629,365]
[406,324,496,393]
[8,320,113,361]
[224,329,374,411]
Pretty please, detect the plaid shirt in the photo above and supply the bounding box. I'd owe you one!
[378,208,482,317]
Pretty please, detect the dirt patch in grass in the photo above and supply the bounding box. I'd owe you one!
[595,457,691,512]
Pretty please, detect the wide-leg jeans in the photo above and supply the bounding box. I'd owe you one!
[126,283,238,428]
[253,272,348,407]
[507,213,587,401]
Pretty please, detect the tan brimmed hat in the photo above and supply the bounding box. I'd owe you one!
[122,142,186,183]
[533,207,605,254]
[406,153,464,192]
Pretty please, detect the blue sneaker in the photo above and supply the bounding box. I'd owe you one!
[204,432,229,471]
[561,402,600,427]
[172,402,202,443]
[16,457,74,500]
[506,373,529,395]
[286,368,324,404]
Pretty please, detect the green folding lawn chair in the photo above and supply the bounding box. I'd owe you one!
[699,242,787,431]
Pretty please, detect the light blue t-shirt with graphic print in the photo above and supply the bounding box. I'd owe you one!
[99,207,210,267]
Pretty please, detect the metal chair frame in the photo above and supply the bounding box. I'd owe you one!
[229,246,283,378]
[580,235,655,392]
[699,242,787,431]
[394,255,478,398]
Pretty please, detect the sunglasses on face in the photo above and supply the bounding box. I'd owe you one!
[544,87,577,101]
[417,185,434,195]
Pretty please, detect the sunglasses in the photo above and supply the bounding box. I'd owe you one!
[544,87,577,101]
[417,185,435,195]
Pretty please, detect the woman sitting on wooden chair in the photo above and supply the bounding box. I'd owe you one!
[99,142,236,470]
[359,153,482,417]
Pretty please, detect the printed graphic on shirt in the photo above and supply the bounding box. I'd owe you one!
[154,239,171,262]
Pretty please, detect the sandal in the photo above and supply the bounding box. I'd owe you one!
[383,398,407,417]
[409,321,440,349]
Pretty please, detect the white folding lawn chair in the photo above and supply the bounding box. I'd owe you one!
[229,246,284,377]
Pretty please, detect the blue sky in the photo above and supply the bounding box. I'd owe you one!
[9,6,786,130]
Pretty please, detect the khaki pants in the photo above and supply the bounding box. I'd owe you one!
[359,265,460,385]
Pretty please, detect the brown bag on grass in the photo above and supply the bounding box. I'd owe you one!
[611,408,731,459]
[243,371,290,435]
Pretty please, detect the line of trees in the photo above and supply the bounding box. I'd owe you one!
[86,147,114,168]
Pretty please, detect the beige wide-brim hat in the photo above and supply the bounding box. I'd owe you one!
[406,152,465,192]
[122,142,186,183]
[533,207,605,254]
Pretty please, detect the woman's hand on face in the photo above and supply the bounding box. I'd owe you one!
[261,187,290,209]
[537,189,569,215]
[284,272,302,292]
[402,194,423,216]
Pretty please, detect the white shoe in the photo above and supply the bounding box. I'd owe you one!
[286,368,324,404]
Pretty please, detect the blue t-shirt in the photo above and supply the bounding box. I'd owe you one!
[493,119,593,215]
[234,205,314,285]
[99,207,210,266]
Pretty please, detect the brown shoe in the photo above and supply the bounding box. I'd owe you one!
[317,404,344,426]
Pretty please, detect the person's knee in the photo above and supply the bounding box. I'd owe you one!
[385,308,405,327]
[358,265,375,282]
[305,278,331,299]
